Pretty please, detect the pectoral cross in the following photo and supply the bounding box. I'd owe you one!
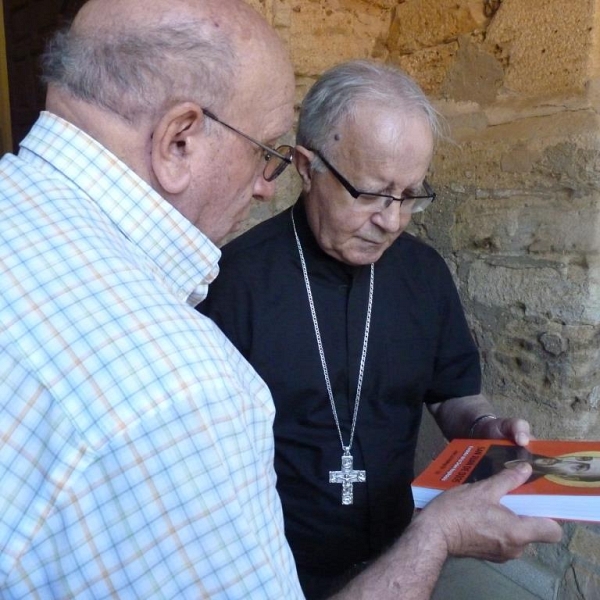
[329,450,366,505]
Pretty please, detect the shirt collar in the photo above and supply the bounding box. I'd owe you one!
[21,111,220,305]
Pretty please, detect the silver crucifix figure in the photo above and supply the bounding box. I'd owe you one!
[329,450,366,505]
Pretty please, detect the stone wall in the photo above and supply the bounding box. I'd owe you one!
[243,1,600,597]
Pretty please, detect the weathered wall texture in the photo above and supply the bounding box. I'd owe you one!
[243,0,600,596]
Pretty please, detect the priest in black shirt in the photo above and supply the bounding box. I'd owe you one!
[199,60,532,599]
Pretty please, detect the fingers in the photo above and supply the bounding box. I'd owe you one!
[495,417,532,446]
[476,464,563,544]
[513,515,563,545]
[421,463,563,562]
[480,460,533,498]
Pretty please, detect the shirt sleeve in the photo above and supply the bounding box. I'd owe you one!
[423,251,482,404]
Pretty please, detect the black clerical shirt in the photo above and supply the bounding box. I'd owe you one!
[199,199,481,597]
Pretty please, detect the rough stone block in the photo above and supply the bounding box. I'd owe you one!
[560,560,600,600]
[452,195,600,256]
[440,36,504,105]
[485,555,561,599]
[485,0,592,98]
[284,1,393,77]
[393,42,458,96]
[569,526,600,565]
[388,0,487,54]
[467,260,593,322]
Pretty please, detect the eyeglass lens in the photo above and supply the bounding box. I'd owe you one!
[264,145,294,181]
[352,191,434,215]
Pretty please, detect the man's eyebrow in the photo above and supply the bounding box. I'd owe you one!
[381,180,426,196]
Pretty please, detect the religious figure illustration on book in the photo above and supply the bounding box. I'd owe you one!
[465,444,600,488]
[412,439,600,522]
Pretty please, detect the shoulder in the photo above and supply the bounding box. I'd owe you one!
[389,231,450,270]
[203,208,294,308]
[380,232,461,301]
[221,208,291,266]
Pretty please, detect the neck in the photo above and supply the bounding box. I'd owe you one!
[45,86,153,184]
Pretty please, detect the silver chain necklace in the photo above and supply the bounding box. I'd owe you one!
[291,208,374,505]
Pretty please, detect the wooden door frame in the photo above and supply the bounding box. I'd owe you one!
[0,0,12,154]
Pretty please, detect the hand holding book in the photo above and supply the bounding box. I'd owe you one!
[428,394,533,448]
[338,461,561,600]
[469,414,532,448]
[413,461,562,562]
[412,439,600,522]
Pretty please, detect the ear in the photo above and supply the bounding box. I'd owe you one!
[151,102,205,195]
[294,145,315,194]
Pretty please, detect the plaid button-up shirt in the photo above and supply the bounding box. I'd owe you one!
[0,112,303,599]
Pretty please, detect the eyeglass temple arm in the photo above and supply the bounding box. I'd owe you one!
[311,150,361,198]
[202,108,292,163]
[312,148,436,203]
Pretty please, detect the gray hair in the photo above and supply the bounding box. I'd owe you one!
[297,60,442,170]
[42,21,235,124]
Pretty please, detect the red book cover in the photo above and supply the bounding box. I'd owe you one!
[412,439,600,521]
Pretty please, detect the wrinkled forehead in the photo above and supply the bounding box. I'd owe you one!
[225,43,295,136]
[328,107,434,171]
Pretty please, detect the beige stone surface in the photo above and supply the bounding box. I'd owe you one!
[285,1,393,76]
[441,36,504,104]
[436,111,600,189]
[561,561,600,599]
[247,0,394,75]
[569,527,600,565]
[393,42,459,96]
[388,0,487,54]
[485,0,593,98]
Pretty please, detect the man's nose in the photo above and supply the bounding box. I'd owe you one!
[372,201,411,232]
[253,175,277,202]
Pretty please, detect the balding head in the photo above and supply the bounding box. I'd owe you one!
[43,0,283,124]
[42,0,295,243]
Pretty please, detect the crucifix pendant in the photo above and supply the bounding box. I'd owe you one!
[329,450,366,505]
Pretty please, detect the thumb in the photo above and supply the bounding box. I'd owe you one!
[479,462,532,501]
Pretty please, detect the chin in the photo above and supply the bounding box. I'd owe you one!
[342,251,385,266]
[348,245,387,265]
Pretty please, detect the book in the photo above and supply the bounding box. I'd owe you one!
[411,439,600,522]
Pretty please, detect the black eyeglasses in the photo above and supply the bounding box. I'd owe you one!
[310,149,436,214]
[202,109,293,182]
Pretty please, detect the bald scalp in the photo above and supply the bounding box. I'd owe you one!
[42,0,282,123]
[73,0,271,42]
